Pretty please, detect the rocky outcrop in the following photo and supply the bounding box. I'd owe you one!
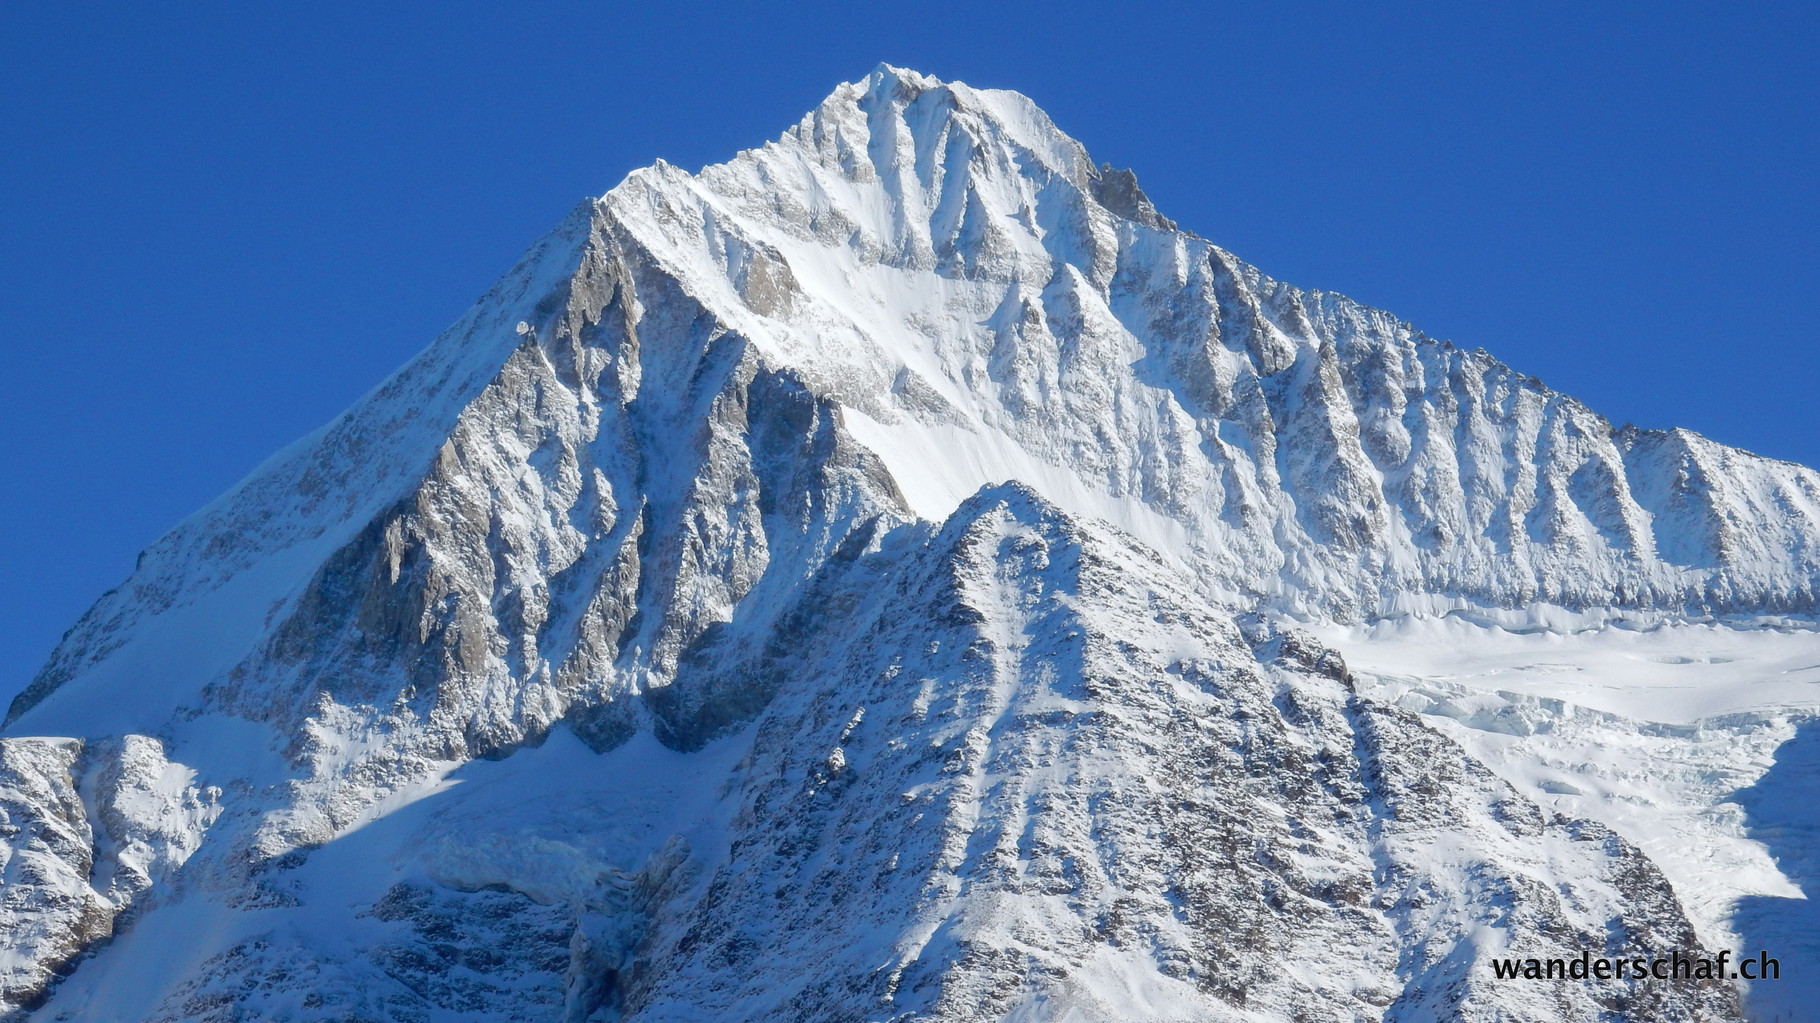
[0,736,217,1017]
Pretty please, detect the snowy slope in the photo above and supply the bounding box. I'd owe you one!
[25,491,1747,1022]
[0,65,1813,1022]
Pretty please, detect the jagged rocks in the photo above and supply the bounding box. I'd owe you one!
[0,736,217,1018]
[0,740,110,1017]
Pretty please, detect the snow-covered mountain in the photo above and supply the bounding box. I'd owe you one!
[2,65,1814,1022]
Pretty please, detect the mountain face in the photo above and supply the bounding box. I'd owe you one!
[0,66,1809,1021]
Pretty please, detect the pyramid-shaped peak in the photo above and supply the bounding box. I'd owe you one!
[0,69,1809,1022]
[862,62,943,93]
[761,65,1100,207]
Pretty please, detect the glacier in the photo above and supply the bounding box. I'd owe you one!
[0,65,1814,1021]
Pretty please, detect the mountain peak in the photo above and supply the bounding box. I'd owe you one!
[21,66,1820,741]
[0,71,1808,1021]
[862,60,942,95]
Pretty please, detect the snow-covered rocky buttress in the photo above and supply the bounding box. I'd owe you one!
[2,66,1813,1021]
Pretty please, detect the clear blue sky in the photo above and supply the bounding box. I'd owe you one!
[2,2,1815,704]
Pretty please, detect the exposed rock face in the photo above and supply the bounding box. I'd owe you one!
[0,740,109,1016]
[0,737,219,1016]
[0,66,1800,1020]
[607,489,1738,1022]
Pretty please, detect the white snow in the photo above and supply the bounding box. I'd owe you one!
[1316,611,1819,966]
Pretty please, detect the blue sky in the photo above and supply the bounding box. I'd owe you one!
[1,2,1815,703]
